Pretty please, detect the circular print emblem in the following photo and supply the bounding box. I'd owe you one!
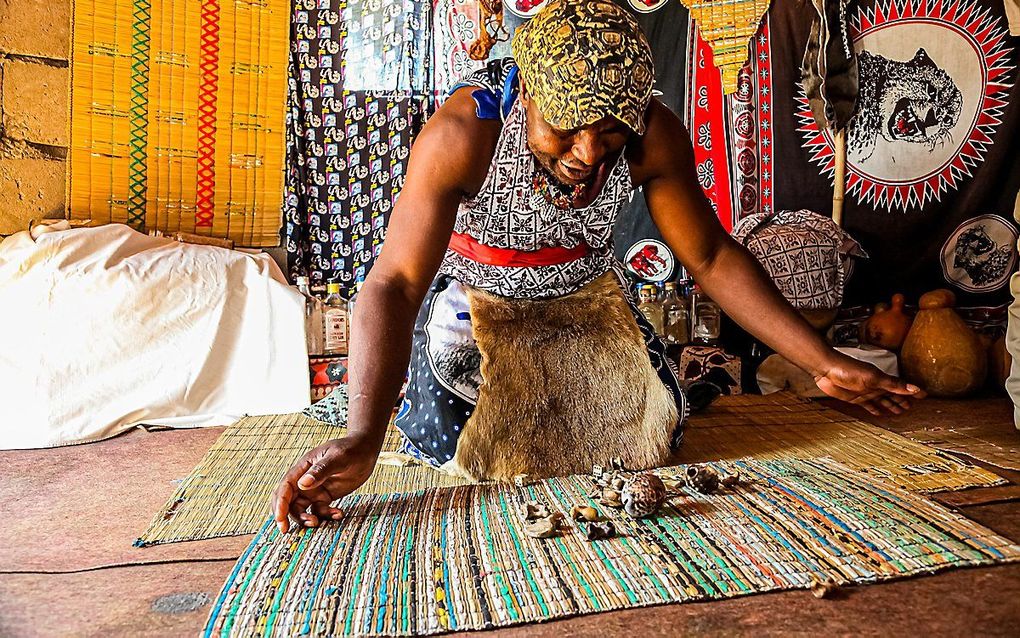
[627,0,669,13]
[797,0,1014,212]
[624,239,675,282]
[940,214,1018,293]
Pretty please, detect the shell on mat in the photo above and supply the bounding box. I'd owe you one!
[621,473,667,517]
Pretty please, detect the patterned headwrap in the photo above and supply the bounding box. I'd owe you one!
[511,0,655,135]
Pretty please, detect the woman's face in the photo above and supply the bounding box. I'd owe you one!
[521,89,631,186]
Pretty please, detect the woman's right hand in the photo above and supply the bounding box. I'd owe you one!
[272,435,380,533]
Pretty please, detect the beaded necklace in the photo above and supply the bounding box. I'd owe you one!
[532,165,586,210]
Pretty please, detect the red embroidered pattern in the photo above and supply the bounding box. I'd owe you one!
[195,0,221,228]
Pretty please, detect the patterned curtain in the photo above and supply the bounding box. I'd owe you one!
[284,0,432,295]
[283,0,518,293]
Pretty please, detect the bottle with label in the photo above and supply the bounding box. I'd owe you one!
[323,282,350,356]
[661,281,689,345]
[638,284,665,335]
[691,284,721,345]
[296,276,323,356]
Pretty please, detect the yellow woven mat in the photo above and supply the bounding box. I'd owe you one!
[68,0,289,246]
[900,427,1020,472]
[135,413,470,546]
[136,392,1003,546]
[681,393,1005,492]
[681,0,771,93]
[874,405,1020,473]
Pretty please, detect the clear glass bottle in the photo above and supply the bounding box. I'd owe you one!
[296,276,323,356]
[661,281,689,345]
[323,282,350,356]
[638,284,665,335]
[691,284,721,345]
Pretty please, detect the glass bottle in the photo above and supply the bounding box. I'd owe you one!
[691,284,721,345]
[661,281,689,345]
[323,282,350,356]
[638,284,665,335]
[296,276,323,356]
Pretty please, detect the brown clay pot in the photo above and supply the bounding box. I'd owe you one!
[863,293,913,351]
[900,289,987,397]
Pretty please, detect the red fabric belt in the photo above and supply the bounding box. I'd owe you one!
[447,232,590,267]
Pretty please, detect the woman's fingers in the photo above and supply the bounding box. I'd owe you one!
[312,501,343,521]
[876,396,905,415]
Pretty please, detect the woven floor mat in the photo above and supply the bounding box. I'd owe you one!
[203,457,1020,637]
[869,401,1020,472]
[137,393,1003,547]
[135,413,469,547]
[680,393,1006,492]
[903,426,1020,472]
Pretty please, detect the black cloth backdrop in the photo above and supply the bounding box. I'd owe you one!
[769,0,1020,323]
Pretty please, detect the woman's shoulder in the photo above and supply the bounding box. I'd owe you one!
[413,90,504,198]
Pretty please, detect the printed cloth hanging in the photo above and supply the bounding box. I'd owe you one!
[432,0,515,102]
[774,0,1020,331]
[615,0,775,273]
[283,0,430,295]
[614,0,1020,337]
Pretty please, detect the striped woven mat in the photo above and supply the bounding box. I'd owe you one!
[136,393,1004,546]
[203,457,1020,636]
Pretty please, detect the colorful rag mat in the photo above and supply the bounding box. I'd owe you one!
[203,457,1020,636]
[69,0,289,246]
[135,393,1004,547]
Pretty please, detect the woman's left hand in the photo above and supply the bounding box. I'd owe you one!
[813,353,926,415]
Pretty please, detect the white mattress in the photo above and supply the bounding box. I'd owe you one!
[0,222,310,449]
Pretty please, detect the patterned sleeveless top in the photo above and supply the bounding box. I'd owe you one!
[437,59,634,300]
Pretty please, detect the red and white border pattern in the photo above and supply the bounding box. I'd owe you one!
[797,0,1014,212]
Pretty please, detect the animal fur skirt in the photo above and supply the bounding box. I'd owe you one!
[392,269,689,480]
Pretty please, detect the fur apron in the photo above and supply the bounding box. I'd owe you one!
[448,272,680,480]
